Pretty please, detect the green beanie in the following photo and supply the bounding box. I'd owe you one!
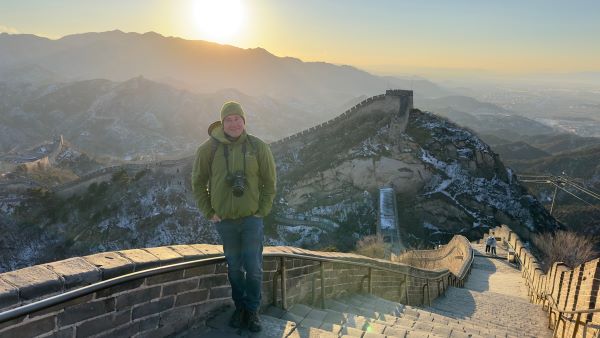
[220,101,246,123]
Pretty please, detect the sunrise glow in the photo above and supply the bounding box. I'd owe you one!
[192,0,245,44]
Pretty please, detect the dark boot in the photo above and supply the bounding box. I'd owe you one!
[247,311,262,332]
[229,307,246,328]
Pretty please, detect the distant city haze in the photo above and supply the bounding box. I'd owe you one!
[1,0,600,79]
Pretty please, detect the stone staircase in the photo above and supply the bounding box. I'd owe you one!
[176,242,553,338]
[179,291,547,337]
[425,288,549,337]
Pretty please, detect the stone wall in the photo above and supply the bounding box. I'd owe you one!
[16,157,51,173]
[486,225,600,338]
[393,235,473,280]
[51,89,413,198]
[0,238,467,337]
[52,156,194,197]
[270,89,413,149]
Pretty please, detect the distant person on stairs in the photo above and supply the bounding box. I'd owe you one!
[191,101,277,333]
[490,236,497,256]
[485,235,494,254]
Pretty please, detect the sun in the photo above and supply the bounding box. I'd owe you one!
[192,0,246,44]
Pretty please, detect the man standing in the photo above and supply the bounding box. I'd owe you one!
[192,102,276,332]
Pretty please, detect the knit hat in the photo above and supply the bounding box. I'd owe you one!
[220,101,246,123]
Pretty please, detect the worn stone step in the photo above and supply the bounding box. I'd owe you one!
[342,293,542,338]
[427,287,549,335]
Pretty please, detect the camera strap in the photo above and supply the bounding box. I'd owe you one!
[223,141,247,177]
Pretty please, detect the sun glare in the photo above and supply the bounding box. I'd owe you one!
[192,0,245,44]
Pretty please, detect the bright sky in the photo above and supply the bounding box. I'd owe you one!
[1,0,599,77]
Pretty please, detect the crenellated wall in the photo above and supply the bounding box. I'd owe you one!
[485,225,600,338]
[270,89,413,149]
[50,89,413,198]
[393,235,473,280]
[52,156,194,197]
[0,236,468,337]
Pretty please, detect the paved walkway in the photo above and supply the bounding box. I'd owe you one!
[424,243,552,337]
[466,243,529,298]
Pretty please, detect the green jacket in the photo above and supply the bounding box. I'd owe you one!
[191,122,277,220]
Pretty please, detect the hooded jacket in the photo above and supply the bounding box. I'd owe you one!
[191,121,276,220]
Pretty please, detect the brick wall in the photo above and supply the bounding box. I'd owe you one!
[393,235,473,282]
[0,238,469,337]
[486,225,600,338]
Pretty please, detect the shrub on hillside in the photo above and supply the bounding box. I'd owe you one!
[532,230,599,271]
[354,235,386,259]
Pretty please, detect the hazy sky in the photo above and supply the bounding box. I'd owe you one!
[1,0,599,77]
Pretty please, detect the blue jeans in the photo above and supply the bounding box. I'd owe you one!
[215,215,264,312]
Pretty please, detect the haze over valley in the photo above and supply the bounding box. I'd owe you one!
[1,20,599,269]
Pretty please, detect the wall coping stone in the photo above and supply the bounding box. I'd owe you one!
[0,279,18,309]
[82,252,135,280]
[189,244,223,256]
[44,257,102,290]
[0,266,62,301]
[167,245,205,261]
[116,249,161,271]
[141,247,184,265]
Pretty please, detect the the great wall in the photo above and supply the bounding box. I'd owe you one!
[41,89,413,198]
[50,156,195,197]
[0,224,597,337]
[270,89,412,149]
[1,90,599,337]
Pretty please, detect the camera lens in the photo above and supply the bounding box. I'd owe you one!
[229,171,245,197]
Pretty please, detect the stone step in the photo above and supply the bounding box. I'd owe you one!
[263,304,437,338]
[427,287,550,336]
[341,293,542,338]
[176,291,549,338]
[175,305,336,338]
[263,296,527,338]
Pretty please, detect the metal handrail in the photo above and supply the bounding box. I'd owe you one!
[0,255,228,323]
[546,294,600,338]
[270,252,450,280]
[547,294,600,315]
[0,250,465,324]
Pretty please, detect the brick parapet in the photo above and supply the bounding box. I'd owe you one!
[393,235,473,279]
[0,240,460,337]
[485,225,600,338]
[269,89,413,149]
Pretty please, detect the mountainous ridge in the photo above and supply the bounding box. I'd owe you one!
[0,30,452,112]
[0,91,559,271]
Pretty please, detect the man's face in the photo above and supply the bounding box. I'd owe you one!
[223,114,245,138]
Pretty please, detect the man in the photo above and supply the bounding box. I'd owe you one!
[191,101,276,332]
[490,236,497,256]
[485,235,493,254]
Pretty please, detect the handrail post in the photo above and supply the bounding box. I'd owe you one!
[422,279,431,306]
[404,275,410,305]
[281,256,287,310]
[427,280,432,306]
[272,268,280,306]
[572,313,581,338]
[312,274,317,306]
[368,267,373,294]
[320,261,326,309]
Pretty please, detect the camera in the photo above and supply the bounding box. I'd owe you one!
[226,170,246,197]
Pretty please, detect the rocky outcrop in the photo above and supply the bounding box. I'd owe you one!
[271,95,558,248]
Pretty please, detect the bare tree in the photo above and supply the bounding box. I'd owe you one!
[532,230,599,271]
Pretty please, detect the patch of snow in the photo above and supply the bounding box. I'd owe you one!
[423,222,440,231]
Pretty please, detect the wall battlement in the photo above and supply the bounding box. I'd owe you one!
[270,89,413,148]
[486,225,600,338]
